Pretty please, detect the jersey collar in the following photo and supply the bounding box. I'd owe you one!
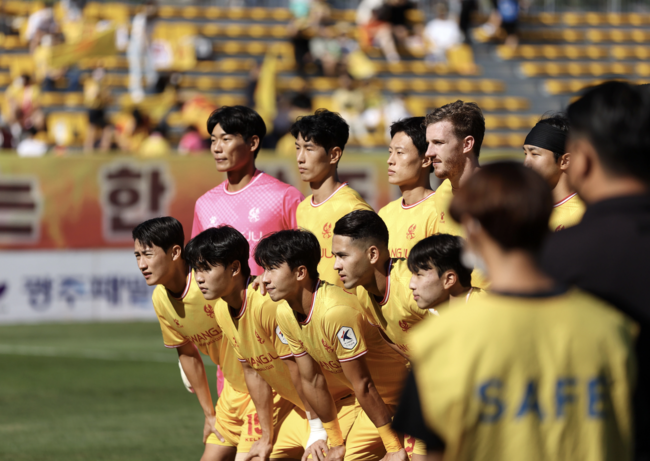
[223,169,263,195]
[401,191,435,210]
[377,259,393,306]
[310,183,348,207]
[233,276,252,319]
[554,192,577,208]
[300,279,321,325]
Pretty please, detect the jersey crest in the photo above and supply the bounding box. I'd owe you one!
[275,326,289,345]
[232,336,239,348]
[337,326,358,350]
[204,304,215,318]
[322,222,333,239]
[322,339,335,353]
[173,318,184,328]
[555,224,566,232]
[255,331,265,344]
[440,212,446,223]
[406,224,417,240]
[399,320,411,332]
[248,207,261,223]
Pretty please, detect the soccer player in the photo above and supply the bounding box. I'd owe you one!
[292,109,373,287]
[132,217,252,461]
[331,210,432,357]
[255,230,411,461]
[407,234,483,312]
[378,117,437,259]
[523,114,586,231]
[191,105,304,394]
[393,162,633,461]
[186,225,328,461]
[424,100,488,289]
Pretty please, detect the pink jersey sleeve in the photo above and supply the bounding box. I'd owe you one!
[191,201,203,239]
[283,186,304,230]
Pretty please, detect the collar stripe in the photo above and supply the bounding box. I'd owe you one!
[379,260,393,306]
[554,192,578,208]
[401,191,435,210]
[234,276,252,319]
[300,279,321,325]
[223,170,263,195]
[171,270,193,300]
[311,183,348,207]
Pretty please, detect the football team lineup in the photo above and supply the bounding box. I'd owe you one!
[128,81,641,461]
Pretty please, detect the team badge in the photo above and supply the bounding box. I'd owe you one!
[248,207,261,223]
[406,224,416,240]
[337,327,358,350]
[276,326,289,345]
[322,222,332,239]
[232,336,239,348]
[398,320,411,332]
[322,339,335,353]
[173,318,184,328]
[204,304,215,318]
[440,212,446,223]
[555,224,566,232]
[255,331,265,344]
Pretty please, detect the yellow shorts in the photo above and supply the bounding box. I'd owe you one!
[207,380,254,448]
[344,406,426,461]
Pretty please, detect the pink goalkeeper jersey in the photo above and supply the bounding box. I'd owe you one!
[191,169,304,275]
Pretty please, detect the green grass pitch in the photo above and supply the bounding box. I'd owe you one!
[0,322,218,461]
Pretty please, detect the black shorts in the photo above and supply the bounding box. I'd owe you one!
[88,109,107,128]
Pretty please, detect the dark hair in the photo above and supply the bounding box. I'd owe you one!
[536,112,570,161]
[407,234,472,288]
[425,100,485,158]
[254,230,320,280]
[568,80,650,184]
[449,162,552,253]
[390,117,427,155]
[206,105,267,158]
[290,109,350,154]
[333,210,389,249]
[185,226,251,279]
[132,217,185,255]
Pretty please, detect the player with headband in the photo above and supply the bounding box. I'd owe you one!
[523,114,586,231]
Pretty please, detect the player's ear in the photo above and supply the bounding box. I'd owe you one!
[170,244,183,261]
[367,245,380,265]
[442,270,457,290]
[231,260,241,277]
[559,152,571,171]
[463,135,475,156]
[248,135,260,154]
[295,265,308,281]
[421,153,433,169]
[329,146,343,166]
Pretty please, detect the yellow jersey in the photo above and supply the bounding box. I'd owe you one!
[214,279,303,409]
[355,259,431,356]
[550,193,586,232]
[152,270,247,393]
[409,289,634,461]
[297,184,373,287]
[378,192,437,259]
[276,281,409,405]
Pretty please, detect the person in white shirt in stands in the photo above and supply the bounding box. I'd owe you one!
[423,3,463,62]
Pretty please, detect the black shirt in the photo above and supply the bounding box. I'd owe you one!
[541,193,650,460]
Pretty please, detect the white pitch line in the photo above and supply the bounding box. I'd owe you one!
[0,344,178,363]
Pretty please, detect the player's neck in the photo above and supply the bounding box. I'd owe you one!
[310,173,342,204]
[449,156,479,191]
[400,181,433,207]
[485,249,555,295]
[366,256,391,299]
[226,163,257,192]
[552,174,575,204]
[223,276,248,314]
[448,283,470,299]
[164,261,190,297]
[287,278,319,318]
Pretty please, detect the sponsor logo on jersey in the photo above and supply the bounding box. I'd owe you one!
[555,224,566,232]
[255,331,265,344]
[406,224,417,240]
[173,318,183,328]
[322,222,332,239]
[322,339,335,353]
[204,304,215,318]
[337,326,358,350]
[276,326,289,345]
[189,327,222,345]
[232,336,239,348]
[210,216,217,225]
[248,207,261,223]
[399,320,411,332]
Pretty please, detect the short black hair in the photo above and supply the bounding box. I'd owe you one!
[568,80,650,184]
[536,112,570,161]
[290,109,350,154]
[254,230,320,280]
[390,117,427,155]
[206,105,266,158]
[132,217,185,254]
[185,226,251,279]
[333,210,389,249]
[407,234,472,288]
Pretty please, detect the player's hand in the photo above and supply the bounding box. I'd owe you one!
[243,437,273,461]
[203,414,225,444]
[381,448,408,461]
[251,278,267,296]
[302,439,328,461]
[324,444,345,461]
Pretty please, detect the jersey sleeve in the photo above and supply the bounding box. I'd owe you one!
[258,295,293,359]
[152,293,190,348]
[353,199,374,212]
[276,304,308,357]
[323,305,369,362]
[283,186,304,230]
[190,200,203,239]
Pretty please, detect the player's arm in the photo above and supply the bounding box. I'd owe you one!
[340,356,408,461]
[177,342,225,444]
[241,361,274,461]
[376,327,410,360]
[292,353,346,461]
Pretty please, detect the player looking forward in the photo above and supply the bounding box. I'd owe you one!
[132,217,253,461]
[378,117,437,259]
[255,230,410,461]
[292,109,373,287]
[523,114,585,231]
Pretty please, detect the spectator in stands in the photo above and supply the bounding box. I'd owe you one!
[385,0,417,50]
[3,75,45,135]
[310,24,343,77]
[83,66,113,153]
[36,33,81,92]
[459,0,478,44]
[115,109,150,153]
[16,127,48,157]
[423,3,463,62]
[140,124,171,157]
[178,125,206,155]
[128,1,158,103]
[25,0,58,52]
[492,0,519,48]
[357,4,400,63]
[332,73,368,144]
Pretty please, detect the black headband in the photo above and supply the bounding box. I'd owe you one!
[524,123,567,154]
